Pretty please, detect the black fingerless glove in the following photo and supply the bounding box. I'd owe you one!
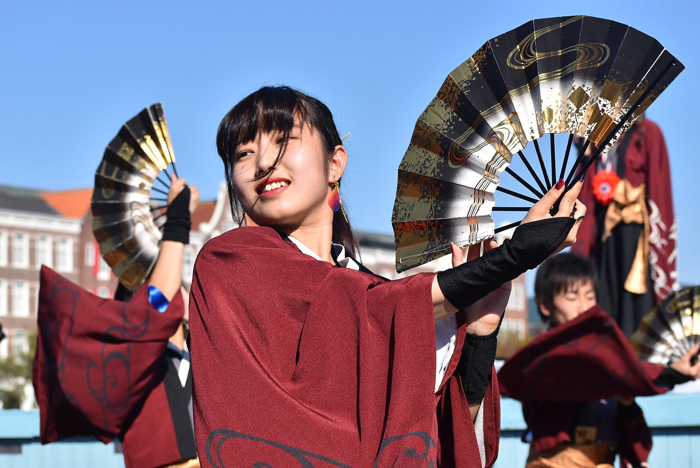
[437,217,575,310]
[458,316,503,404]
[162,186,192,245]
[653,367,693,389]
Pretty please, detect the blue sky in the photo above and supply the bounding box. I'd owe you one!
[1,0,698,286]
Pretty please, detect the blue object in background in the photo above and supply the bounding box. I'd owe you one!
[495,393,700,468]
[0,393,698,467]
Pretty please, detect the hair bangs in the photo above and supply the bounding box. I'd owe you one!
[217,86,310,166]
[216,85,359,257]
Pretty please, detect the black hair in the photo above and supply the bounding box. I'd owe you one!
[216,85,359,257]
[534,252,597,322]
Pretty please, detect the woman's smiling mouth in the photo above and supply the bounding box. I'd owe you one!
[257,178,290,196]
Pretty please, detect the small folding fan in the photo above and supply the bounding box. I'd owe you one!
[392,15,683,272]
[91,103,179,290]
[630,287,700,365]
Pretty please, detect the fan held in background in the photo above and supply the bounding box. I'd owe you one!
[630,287,700,366]
[392,15,683,272]
[91,103,179,291]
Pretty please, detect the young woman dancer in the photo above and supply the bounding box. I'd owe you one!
[189,86,586,467]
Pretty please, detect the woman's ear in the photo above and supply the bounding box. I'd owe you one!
[328,145,348,183]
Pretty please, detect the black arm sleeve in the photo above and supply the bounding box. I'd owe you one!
[653,367,693,389]
[437,217,575,311]
[162,186,192,245]
[458,316,502,404]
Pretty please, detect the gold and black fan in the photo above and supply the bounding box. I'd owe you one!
[631,287,700,365]
[91,103,179,290]
[392,15,683,272]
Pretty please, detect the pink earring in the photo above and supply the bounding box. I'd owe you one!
[328,180,348,222]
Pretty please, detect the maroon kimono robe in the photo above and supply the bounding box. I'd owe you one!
[498,306,666,466]
[33,266,193,468]
[189,226,498,467]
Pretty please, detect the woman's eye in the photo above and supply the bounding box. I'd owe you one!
[235,150,253,161]
[277,135,294,144]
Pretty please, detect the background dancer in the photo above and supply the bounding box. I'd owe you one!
[34,174,201,468]
[515,253,700,468]
[573,116,677,337]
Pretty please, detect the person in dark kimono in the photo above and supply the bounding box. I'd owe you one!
[189,85,587,467]
[34,175,201,468]
[499,253,699,468]
[573,116,677,337]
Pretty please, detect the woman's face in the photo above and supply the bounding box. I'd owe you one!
[232,122,345,230]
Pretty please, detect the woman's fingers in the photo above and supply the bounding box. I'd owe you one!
[521,179,585,225]
[167,173,187,204]
[450,243,467,268]
[451,239,499,268]
[521,180,565,224]
[552,180,584,219]
[189,185,201,214]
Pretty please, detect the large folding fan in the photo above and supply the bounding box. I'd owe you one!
[91,103,180,290]
[630,287,700,366]
[392,15,683,272]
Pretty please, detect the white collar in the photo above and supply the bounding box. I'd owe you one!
[287,236,360,271]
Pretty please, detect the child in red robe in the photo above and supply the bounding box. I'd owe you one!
[518,253,700,468]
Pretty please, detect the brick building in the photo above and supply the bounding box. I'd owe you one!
[0,186,118,360]
[0,181,529,360]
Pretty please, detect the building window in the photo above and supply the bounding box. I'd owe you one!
[56,237,73,273]
[506,283,525,311]
[11,329,29,359]
[85,242,95,267]
[36,234,53,269]
[0,279,7,316]
[97,257,111,281]
[0,230,7,267]
[11,281,30,317]
[182,247,195,284]
[12,232,29,269]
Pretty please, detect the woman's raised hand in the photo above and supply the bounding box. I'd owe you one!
[167,174,200,214]
[670,345,700,381]
[521,179,587,256]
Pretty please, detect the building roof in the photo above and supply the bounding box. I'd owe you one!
[191,200,217,229]
[355,231,395,249]
[0,185,59,216]
[42,188,93,219]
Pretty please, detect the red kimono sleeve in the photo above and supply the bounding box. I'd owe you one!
[436,317,500,467]
[498,306,668,402]
[33,266,184,445]
[642,120,678,302]
[616,402,653,468]
[189,226,481,468]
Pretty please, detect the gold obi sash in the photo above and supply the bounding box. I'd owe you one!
[163,458,200,468]
[526,442,615,468]
[602,179,650,295]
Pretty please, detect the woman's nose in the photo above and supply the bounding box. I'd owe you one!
[256,139,277,175]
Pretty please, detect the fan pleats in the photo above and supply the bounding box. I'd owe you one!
[631,287,700,365]
[392,15,683,272]
[91,103,176,290]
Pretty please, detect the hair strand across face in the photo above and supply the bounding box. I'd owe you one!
[216,86,359,257]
